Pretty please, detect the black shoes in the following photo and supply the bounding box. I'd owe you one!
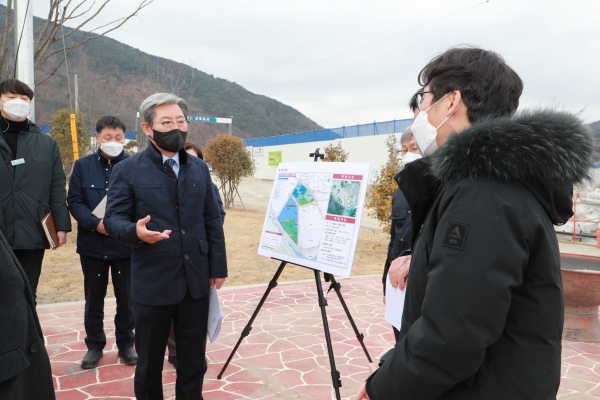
[167,355,178,369]
[81,349,103,369]
[118,347,138,365]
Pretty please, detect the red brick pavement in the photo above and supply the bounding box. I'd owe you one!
[38,275,600,399]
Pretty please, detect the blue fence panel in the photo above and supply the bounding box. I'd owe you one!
[245,118,413,147]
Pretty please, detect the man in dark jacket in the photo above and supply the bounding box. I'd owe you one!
[0,79,71,301]
[358,47,594,399]
[0,230,55,399]
[104,93,227,400]
[382,126,421,342]
[67,116,136,369]
[167,141,227,369]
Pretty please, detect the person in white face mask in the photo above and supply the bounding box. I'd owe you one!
[0,78,71,302]
[67,116,137,369]
[381,125,422,342]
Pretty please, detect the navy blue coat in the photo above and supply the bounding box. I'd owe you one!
[382,178,412,293]
[68,149,132,260]
[104,144,227,305]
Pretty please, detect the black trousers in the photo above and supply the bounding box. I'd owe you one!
[13,249,45,303]
[134,290,209,400]
[80,255,134,351]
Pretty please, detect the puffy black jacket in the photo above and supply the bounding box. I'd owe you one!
[0,123,71,249]
[0,230,55,399]
[67,149,132,260]
[366,110,594,400]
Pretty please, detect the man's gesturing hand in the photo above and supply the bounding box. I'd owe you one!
[389,254,411,290]
[136,215,171,244]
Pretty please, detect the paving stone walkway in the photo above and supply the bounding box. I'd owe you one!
[39,275,600,399]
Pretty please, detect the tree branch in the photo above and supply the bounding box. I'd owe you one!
[0,0,13,75]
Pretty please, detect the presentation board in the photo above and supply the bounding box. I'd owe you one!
[258,162,370,278]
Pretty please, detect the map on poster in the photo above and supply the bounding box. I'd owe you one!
[258,162,370,278]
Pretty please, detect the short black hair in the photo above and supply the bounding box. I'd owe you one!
[417,46,523,123]
[408,92,418,113]
[0,79,34,100]
[96,116,126,134]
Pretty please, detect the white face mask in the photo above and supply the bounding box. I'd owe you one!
[2,98,30,120]
[98,138,124,158]
[402,151,422,165]
[411,92,457,156]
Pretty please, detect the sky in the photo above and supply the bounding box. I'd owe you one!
[21,0,600,128]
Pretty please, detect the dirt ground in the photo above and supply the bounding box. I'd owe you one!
[37,208,390,305]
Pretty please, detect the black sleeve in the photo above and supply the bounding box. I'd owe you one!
[367,183,530,400]
[104,163,139,246]
[203,167,227,278]
[49,139,71,232]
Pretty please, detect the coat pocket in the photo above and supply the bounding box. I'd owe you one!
[82,181,105,190]
[0,347,30,383]
[390,207,408,221]
[199,239,209,255]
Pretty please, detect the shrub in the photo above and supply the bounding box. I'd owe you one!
[365,135,401,233]
[204,134,256,208]
[323,141,349,162]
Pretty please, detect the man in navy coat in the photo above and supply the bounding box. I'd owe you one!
[104,93,227,400]
[68,116,136,369]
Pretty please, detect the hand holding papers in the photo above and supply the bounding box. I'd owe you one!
[385,275,405,331]
[92,195,107,218]
[208,286,224,343]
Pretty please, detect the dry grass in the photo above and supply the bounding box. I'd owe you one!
[37,208,389,304]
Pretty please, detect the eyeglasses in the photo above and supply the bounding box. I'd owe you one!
[416,89,433,110]
[160,120,188,130]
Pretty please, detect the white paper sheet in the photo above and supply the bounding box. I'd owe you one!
[385,275,405,331]
[91,195,108,218]
[207,286,224,343]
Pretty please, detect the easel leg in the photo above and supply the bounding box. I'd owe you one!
[325,274,373,363]
[314,270,342,400]
[217,261,287,379]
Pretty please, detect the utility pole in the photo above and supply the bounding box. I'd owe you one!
[14,0,35,122]
[74,74,79,113]
[228,115,233,135]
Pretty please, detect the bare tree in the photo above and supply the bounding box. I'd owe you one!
[0,0,154,85]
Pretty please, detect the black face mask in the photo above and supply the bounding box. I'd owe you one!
[152,128,187,153]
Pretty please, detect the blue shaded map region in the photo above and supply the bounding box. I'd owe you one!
[292,183,314,206]
[278,197,299,243]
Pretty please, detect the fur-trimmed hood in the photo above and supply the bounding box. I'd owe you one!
[430,110,594,225]
[431,109,594,185]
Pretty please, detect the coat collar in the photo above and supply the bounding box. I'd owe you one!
[145,143,189,166]
[431,109,594,185]
[96,147,127,165]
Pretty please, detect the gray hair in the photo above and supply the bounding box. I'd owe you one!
[140,93,188,127]
[400,125,413,144]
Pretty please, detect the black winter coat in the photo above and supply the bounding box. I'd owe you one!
[0,230,55,399]
[67,149,132,260]
[366,110,594,400]
[104,144,227,305]
[0,123,71,249]
[382,182,412,293]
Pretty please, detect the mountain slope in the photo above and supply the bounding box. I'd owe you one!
[0,4,321,145]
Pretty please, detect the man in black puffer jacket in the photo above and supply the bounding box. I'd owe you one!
[0,230,55,399]
[0,79,71,301]
[358,47,594,400]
